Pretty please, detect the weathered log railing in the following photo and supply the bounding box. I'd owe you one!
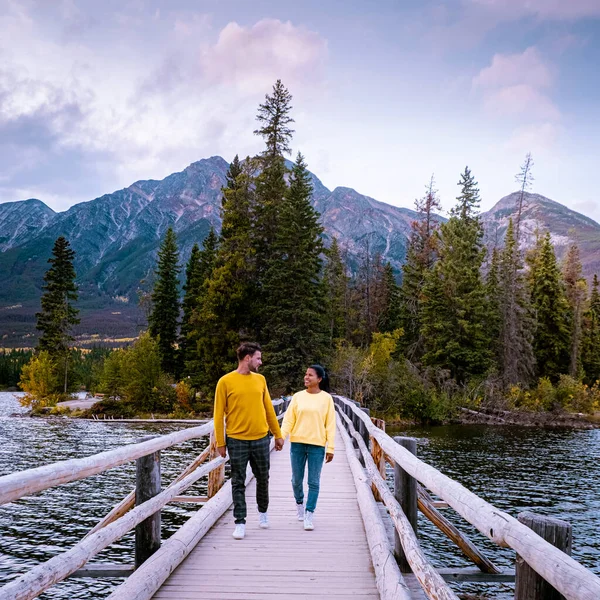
[334,395,600,600]
[0,398,289,600]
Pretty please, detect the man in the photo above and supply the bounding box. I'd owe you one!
[214,342,284,540]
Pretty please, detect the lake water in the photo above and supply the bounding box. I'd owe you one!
[1,392,598,599]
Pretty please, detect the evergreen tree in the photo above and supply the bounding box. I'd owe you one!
[498,219,535,387]
[514,152,534,244]
[562,244,587,377]
[180,243,202,369]
[181,229,219,380]
[252,80,295,319]
[527,232,570,381]
[323,237,349,351]
[378,262,402,334]
[190,159,255,394]
[398,176,442,359]
[148,227,181,376]
[37,236,80,355]
[582,274,600,384]
[262,152,325,392]
[421,169,491,382]
[485,248,502,365]
[36,236,80,393]
[452,166,481,222]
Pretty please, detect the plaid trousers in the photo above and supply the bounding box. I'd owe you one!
[226,434,270,524]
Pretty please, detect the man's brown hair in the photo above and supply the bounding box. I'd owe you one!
[236,342,262,361]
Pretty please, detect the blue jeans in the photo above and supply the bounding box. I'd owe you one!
[290,442,326,513]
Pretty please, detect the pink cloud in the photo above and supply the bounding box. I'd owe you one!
[199,19,327,94]
[473,48,560,122]
[473,47,553,89]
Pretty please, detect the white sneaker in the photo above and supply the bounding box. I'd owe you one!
[296,503,305,521]
[304,510,314,531]
[258,512,269,529]
[232,523,245,539]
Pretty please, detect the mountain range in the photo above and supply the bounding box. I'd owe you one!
[1,156,599,347]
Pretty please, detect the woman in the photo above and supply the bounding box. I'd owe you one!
[280,364,336,531]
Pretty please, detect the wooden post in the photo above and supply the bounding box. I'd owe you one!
[135,445,161,567]
[515,512,572,600]
[393,436,417,573]
[360,407,371,448]
[207,431,225,498]
[370,418,386,502]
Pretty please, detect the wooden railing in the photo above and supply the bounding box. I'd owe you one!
[334,395,600,600]
[0,398,289,600]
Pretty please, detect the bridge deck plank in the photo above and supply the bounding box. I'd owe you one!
[152,434,380,599]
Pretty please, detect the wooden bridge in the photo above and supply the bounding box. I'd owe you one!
[0,396,599,600]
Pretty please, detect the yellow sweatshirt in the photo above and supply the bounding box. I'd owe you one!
[213,371,282,447]
[280,390,336,454]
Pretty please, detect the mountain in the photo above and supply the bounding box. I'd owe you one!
[481,192,600,275]
[1,157,599,346]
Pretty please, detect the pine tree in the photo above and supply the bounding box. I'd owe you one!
[485,248,502,365]
[252,80,295,320]
[514,153,534,244]
[190,158,254,393]
[148,227,181,376]
[179,243,202,370]
[398,175,442,359]
[498,219,535,387]
[36,236,80,393]
[562,244,587,377]
[182,229,218,381]
[262,152,325,392]
[527,232,570,381]
[323,237,349,351]
[421,169,491,382]
[582,274,600,384]
[378,262,402,334]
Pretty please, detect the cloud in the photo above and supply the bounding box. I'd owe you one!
[469,0,600,21]
[473,47,560,122]
[0,7,327,210]
[199,19,328,94]
[505,122,560,154]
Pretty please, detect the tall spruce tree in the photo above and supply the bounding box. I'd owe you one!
[378,262,402,334]
[398,175,442,359]
[498,219,535,387]
[262,152,325,392]
[182,228,219,384]
[180,243,202,371]
[421,169,491,382]
[514,152,534,244]
[485,248,502,365]
[148,227,181,376]
[252,80,294,328]
[323,237,349,351]
[191,158,256,393]
[582,274,600,384]
[36,236,80,393]
[527,232,570,381]
[562,244,587,377]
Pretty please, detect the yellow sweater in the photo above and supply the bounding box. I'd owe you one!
[213,371,282,447]
[280,390,336,454]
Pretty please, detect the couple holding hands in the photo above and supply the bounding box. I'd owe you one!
[213,342,336,540]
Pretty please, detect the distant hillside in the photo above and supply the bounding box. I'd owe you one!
[1,157,599,346]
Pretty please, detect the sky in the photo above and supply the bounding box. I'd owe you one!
[1,0,600,221]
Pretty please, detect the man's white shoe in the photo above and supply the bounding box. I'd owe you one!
[258,512,269,529]
[296,503,305,521]
[304,510,314,531]
[232,523,246,539]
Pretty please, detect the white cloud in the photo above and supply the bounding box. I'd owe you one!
[0,6,327,209]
